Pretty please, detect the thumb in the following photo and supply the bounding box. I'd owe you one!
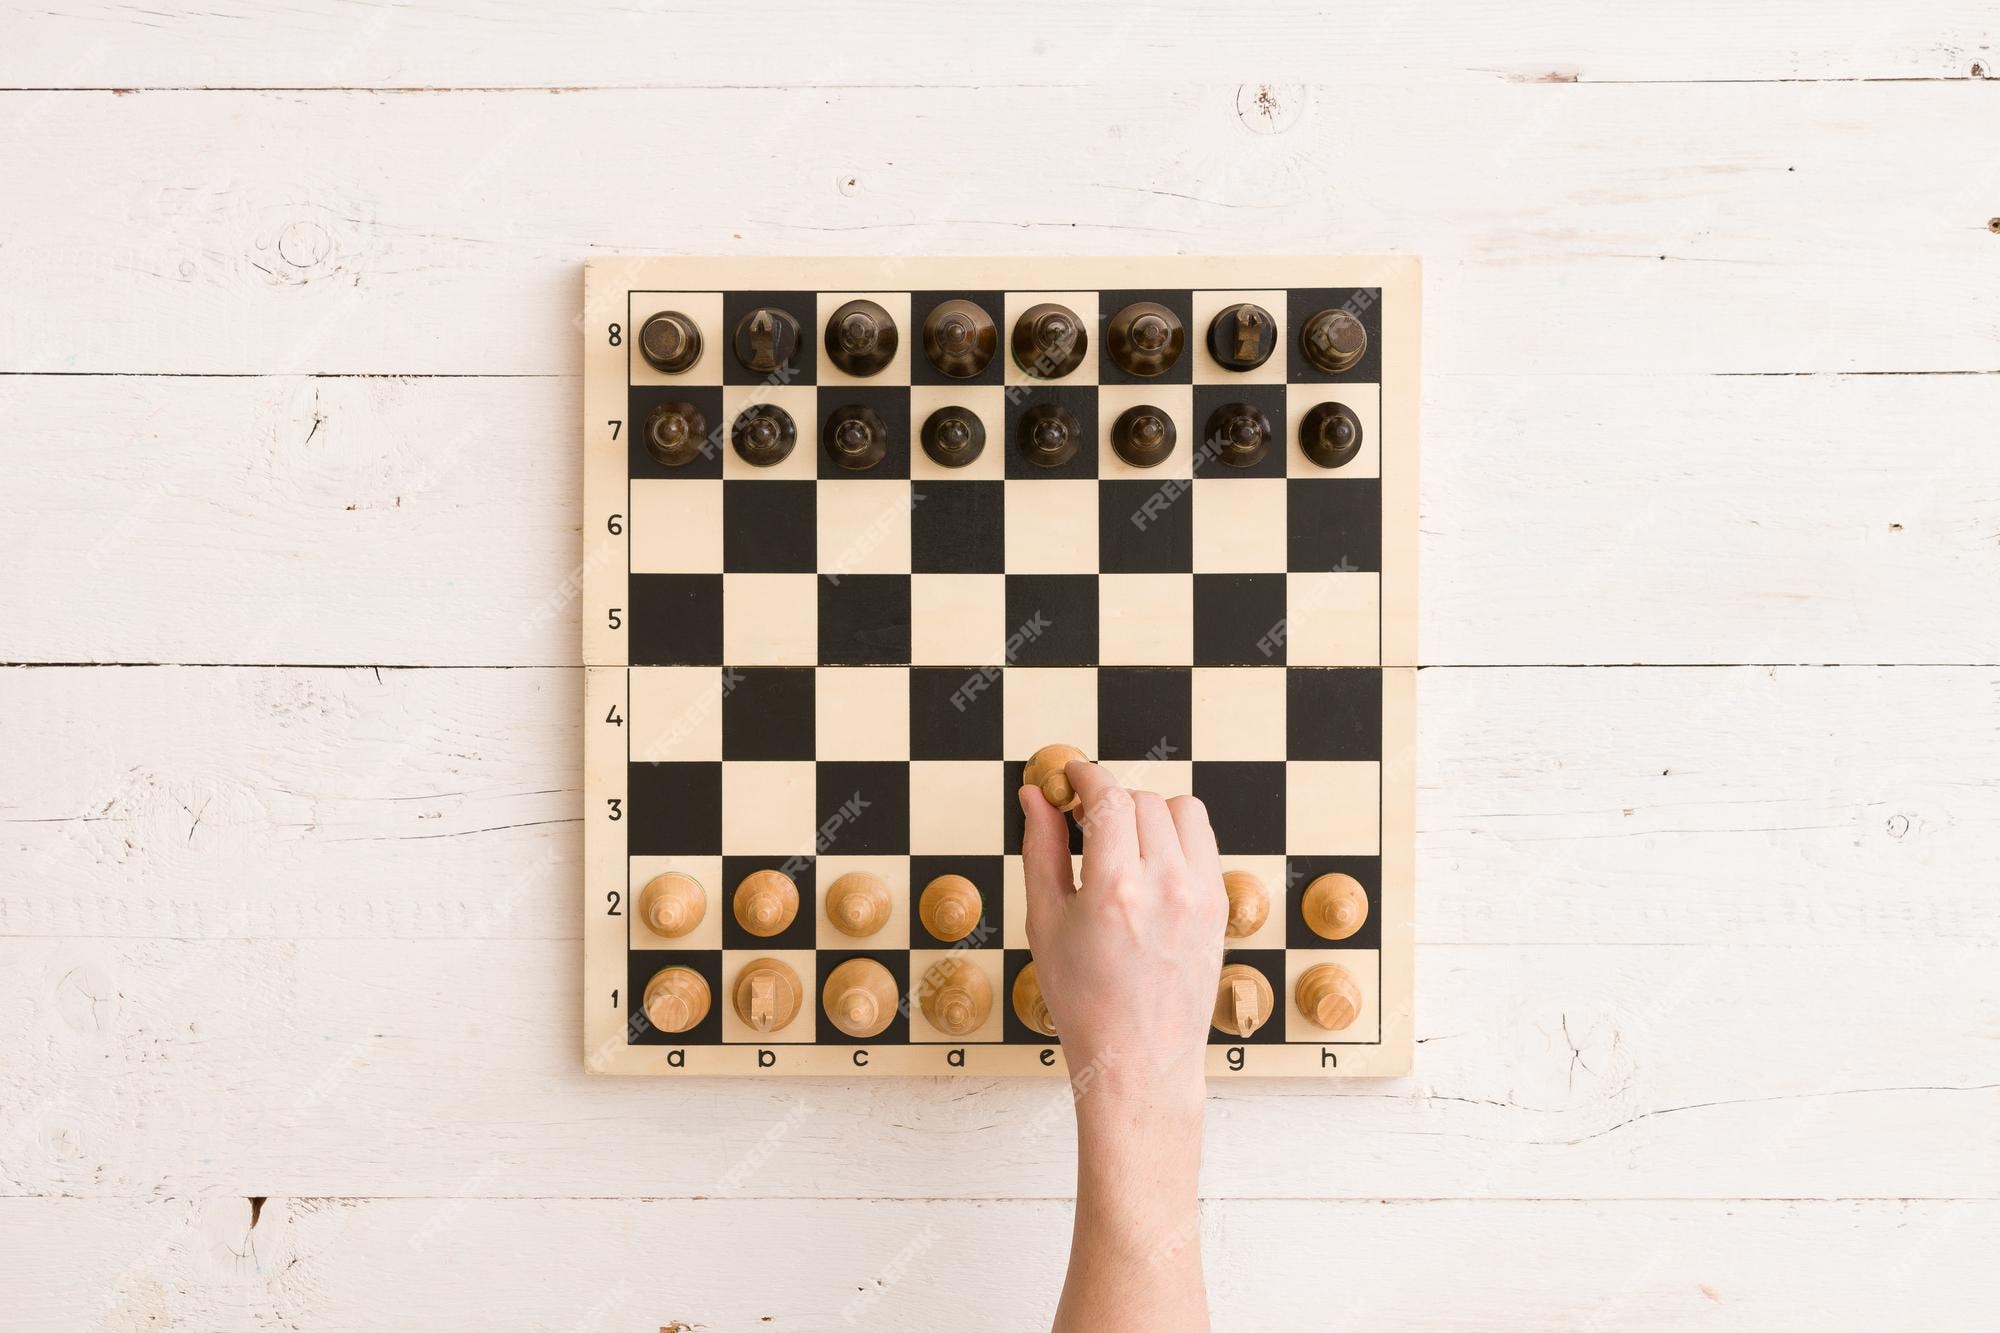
[1017,784,1074,941]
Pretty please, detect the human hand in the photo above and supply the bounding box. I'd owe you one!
[1018,759,1227,1101]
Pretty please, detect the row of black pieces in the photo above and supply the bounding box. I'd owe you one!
[642,394,1360,474]
[630,568,1372,668]
[629,755,1382,880]
[627,931,1373,1050]
[637,289,1378,386]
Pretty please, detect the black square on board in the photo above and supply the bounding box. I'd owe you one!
[1191,385,1288,480]
[1286,287,1383,385]
[814,950,912,1045]
[1286,669,1382,761]
[627,949,724,1045]
[627,761,722,855]
[1208,949,1286,1045]
[909,854,1004,948]
[1097,668,1192,762]
[721,855,817,950]
[816,386,911,479]
[815,761,910,855]
[910,666,1005,759]
[1284,856,1382,950]
[629,573,723,666]
[1005,575,1099,665]
[721,667,817,761]
[1193,573,1287,666]
[1192,760,1286,854]
[1287,478,1381,574]
[1004,386,1099,480]
[911,291,1004,386]
[1004,759,1083,856]
[628,385,725,479]
[912,481,1005,573]
[722,291,818,386]
[818,575,912,665]
[1098,479,1193,573]
[723,480,818,573]
[1098,288,1195,385]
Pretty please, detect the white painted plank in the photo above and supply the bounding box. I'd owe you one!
[4,0,1993,88]
[0,85,1995,376]
[4,1196,1995,1332]
[2,665,1993,946]
[4,373,1996,666]
[2,930,1992,1201]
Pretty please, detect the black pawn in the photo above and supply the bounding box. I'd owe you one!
[1012,303,1088,379]
[1299,401,1363,469]
[1019,403,1082,468]
[639,310,703,374]
[1300,308,1368,374]
[1207,302,1276,371]
[1107,301,1185,377]
[731,404,797,468]
[1111,404,1176,468]
[644,401,708,467]
[825,299,898,377]
[923,299,997,378]
[1205,402,1271,470]
[733,307,802,374]
[824,404,890,471]
[922,406,986,468]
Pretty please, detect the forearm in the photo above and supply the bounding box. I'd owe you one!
[1054,1076,1210,1333]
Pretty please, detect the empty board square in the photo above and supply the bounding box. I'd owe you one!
[814,950,911,1045]
[816,761,911,855]
[630,573,723,666]
[910,665,1005,759]
[911,290,1005,386]
[1193,574,1288,665]
[1004,479,1099,574]
[1192,478,1288,573]
[1288,478,1381,573]
[627,666,726,764]
[818,575,912,665]
[723,481,818,573]
[628,949,724,1045]
[1099,479,1193,573]
[631,478,721,574]
[1097,668,1192,761]
[818,480,914,576]
[1097,288,1195,386]
[722,291,818,386]
[722,761,817,857]
[910,854,1004,948]
[1192,760,1287,854]
[815,667,912,760]
[722,573,817,665]
[905,573,1000,666]
[1284,572,1380,667]
[1005,575,1099,665]
[1285,761,1380,855]
[1002,666,1099,760]
[628,761,723,855]
[629,385,726,479]
[721,856,817,951]
[1287,669,1383,761]
[1003,387,1099,479]
[1286,287,1383,385]
[910,760,1006,854]
[816,387,911,479]
[721,667,817,761]
[1191,385,1288,480]
[1208,949,1286,1046]
[1098,574,1193,666]
[1191,667,1288,761]
[911,481,1005,573]
[1284,856,1382,950]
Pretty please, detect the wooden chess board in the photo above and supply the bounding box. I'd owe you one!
[581,257,1417,1076]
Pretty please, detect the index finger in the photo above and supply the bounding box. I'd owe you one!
[1064,758,1138,884]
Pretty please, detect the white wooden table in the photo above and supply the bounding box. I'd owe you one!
[3,5,1995,1328]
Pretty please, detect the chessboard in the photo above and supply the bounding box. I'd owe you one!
[581,257,1417,1077]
